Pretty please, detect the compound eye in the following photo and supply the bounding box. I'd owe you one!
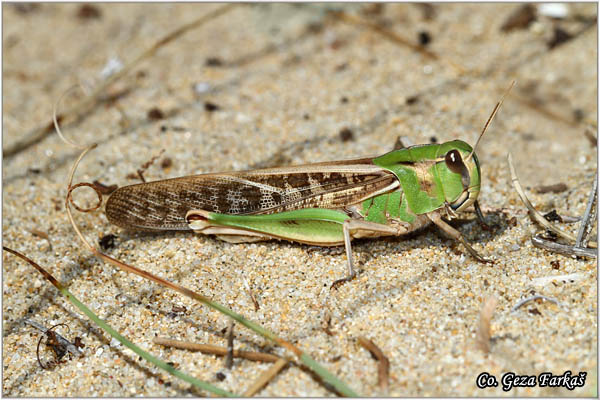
[445,150,465,174]
[445,150,470,188]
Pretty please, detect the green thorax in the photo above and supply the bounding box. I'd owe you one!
[360,191,408,223]
[371,140,481,216]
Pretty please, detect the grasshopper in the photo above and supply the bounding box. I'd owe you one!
[106,84,513,287]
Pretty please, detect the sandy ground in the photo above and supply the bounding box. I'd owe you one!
[2,3,597,397]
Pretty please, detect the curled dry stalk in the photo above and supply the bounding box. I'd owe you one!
[36,322,71,370]
[55,111,357,396]
[508,153,597,258]
[25,319,82,358]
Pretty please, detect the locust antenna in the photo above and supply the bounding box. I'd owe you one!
[465,80,515,162]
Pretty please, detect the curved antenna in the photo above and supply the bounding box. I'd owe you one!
[465,80,516,162]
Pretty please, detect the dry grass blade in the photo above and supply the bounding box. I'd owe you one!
[67,182,103,212]
[476,295,498,354]
[330,10,464,74]
[27,228,50,241]
[3,4,237,158]
[508,153,576,242]
[357,336,390,393]
[333,11,437,56]
[531,235,596,258]
[153,337,281,363]
[508,153,597,251]
[575,172,597,249]
[511,294,562,312]
[243,358,288,397]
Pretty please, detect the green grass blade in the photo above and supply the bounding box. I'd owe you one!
[300,353,358,397]
[92,252,359,395]
[59,287,236,397]
[203,297,359,397]
[3,247,236,397]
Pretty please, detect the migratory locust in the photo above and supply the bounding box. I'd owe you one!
[106,84,514,287]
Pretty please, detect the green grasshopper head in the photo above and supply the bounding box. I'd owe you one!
[372,139,482,216]
[435,140,481,213]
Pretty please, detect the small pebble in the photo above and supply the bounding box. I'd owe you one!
[339,127,354,142]
[418,31,432,46]
[147,108,164,120]
[77,4,102,19]
[193,82,211,94]
[510,244,521,251]
[100,57,123,79]
[216,371,227,381]
[538,3,568,19]
[204,102,220,112]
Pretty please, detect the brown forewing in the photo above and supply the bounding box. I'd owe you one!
[105,159,398,231]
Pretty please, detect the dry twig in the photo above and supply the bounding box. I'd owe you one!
[330,10,465,74]
[357,336,389,393]
[243,358,288,397]
[225,321,235,369]
[531,235,596,258]
[153,337,281,363]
